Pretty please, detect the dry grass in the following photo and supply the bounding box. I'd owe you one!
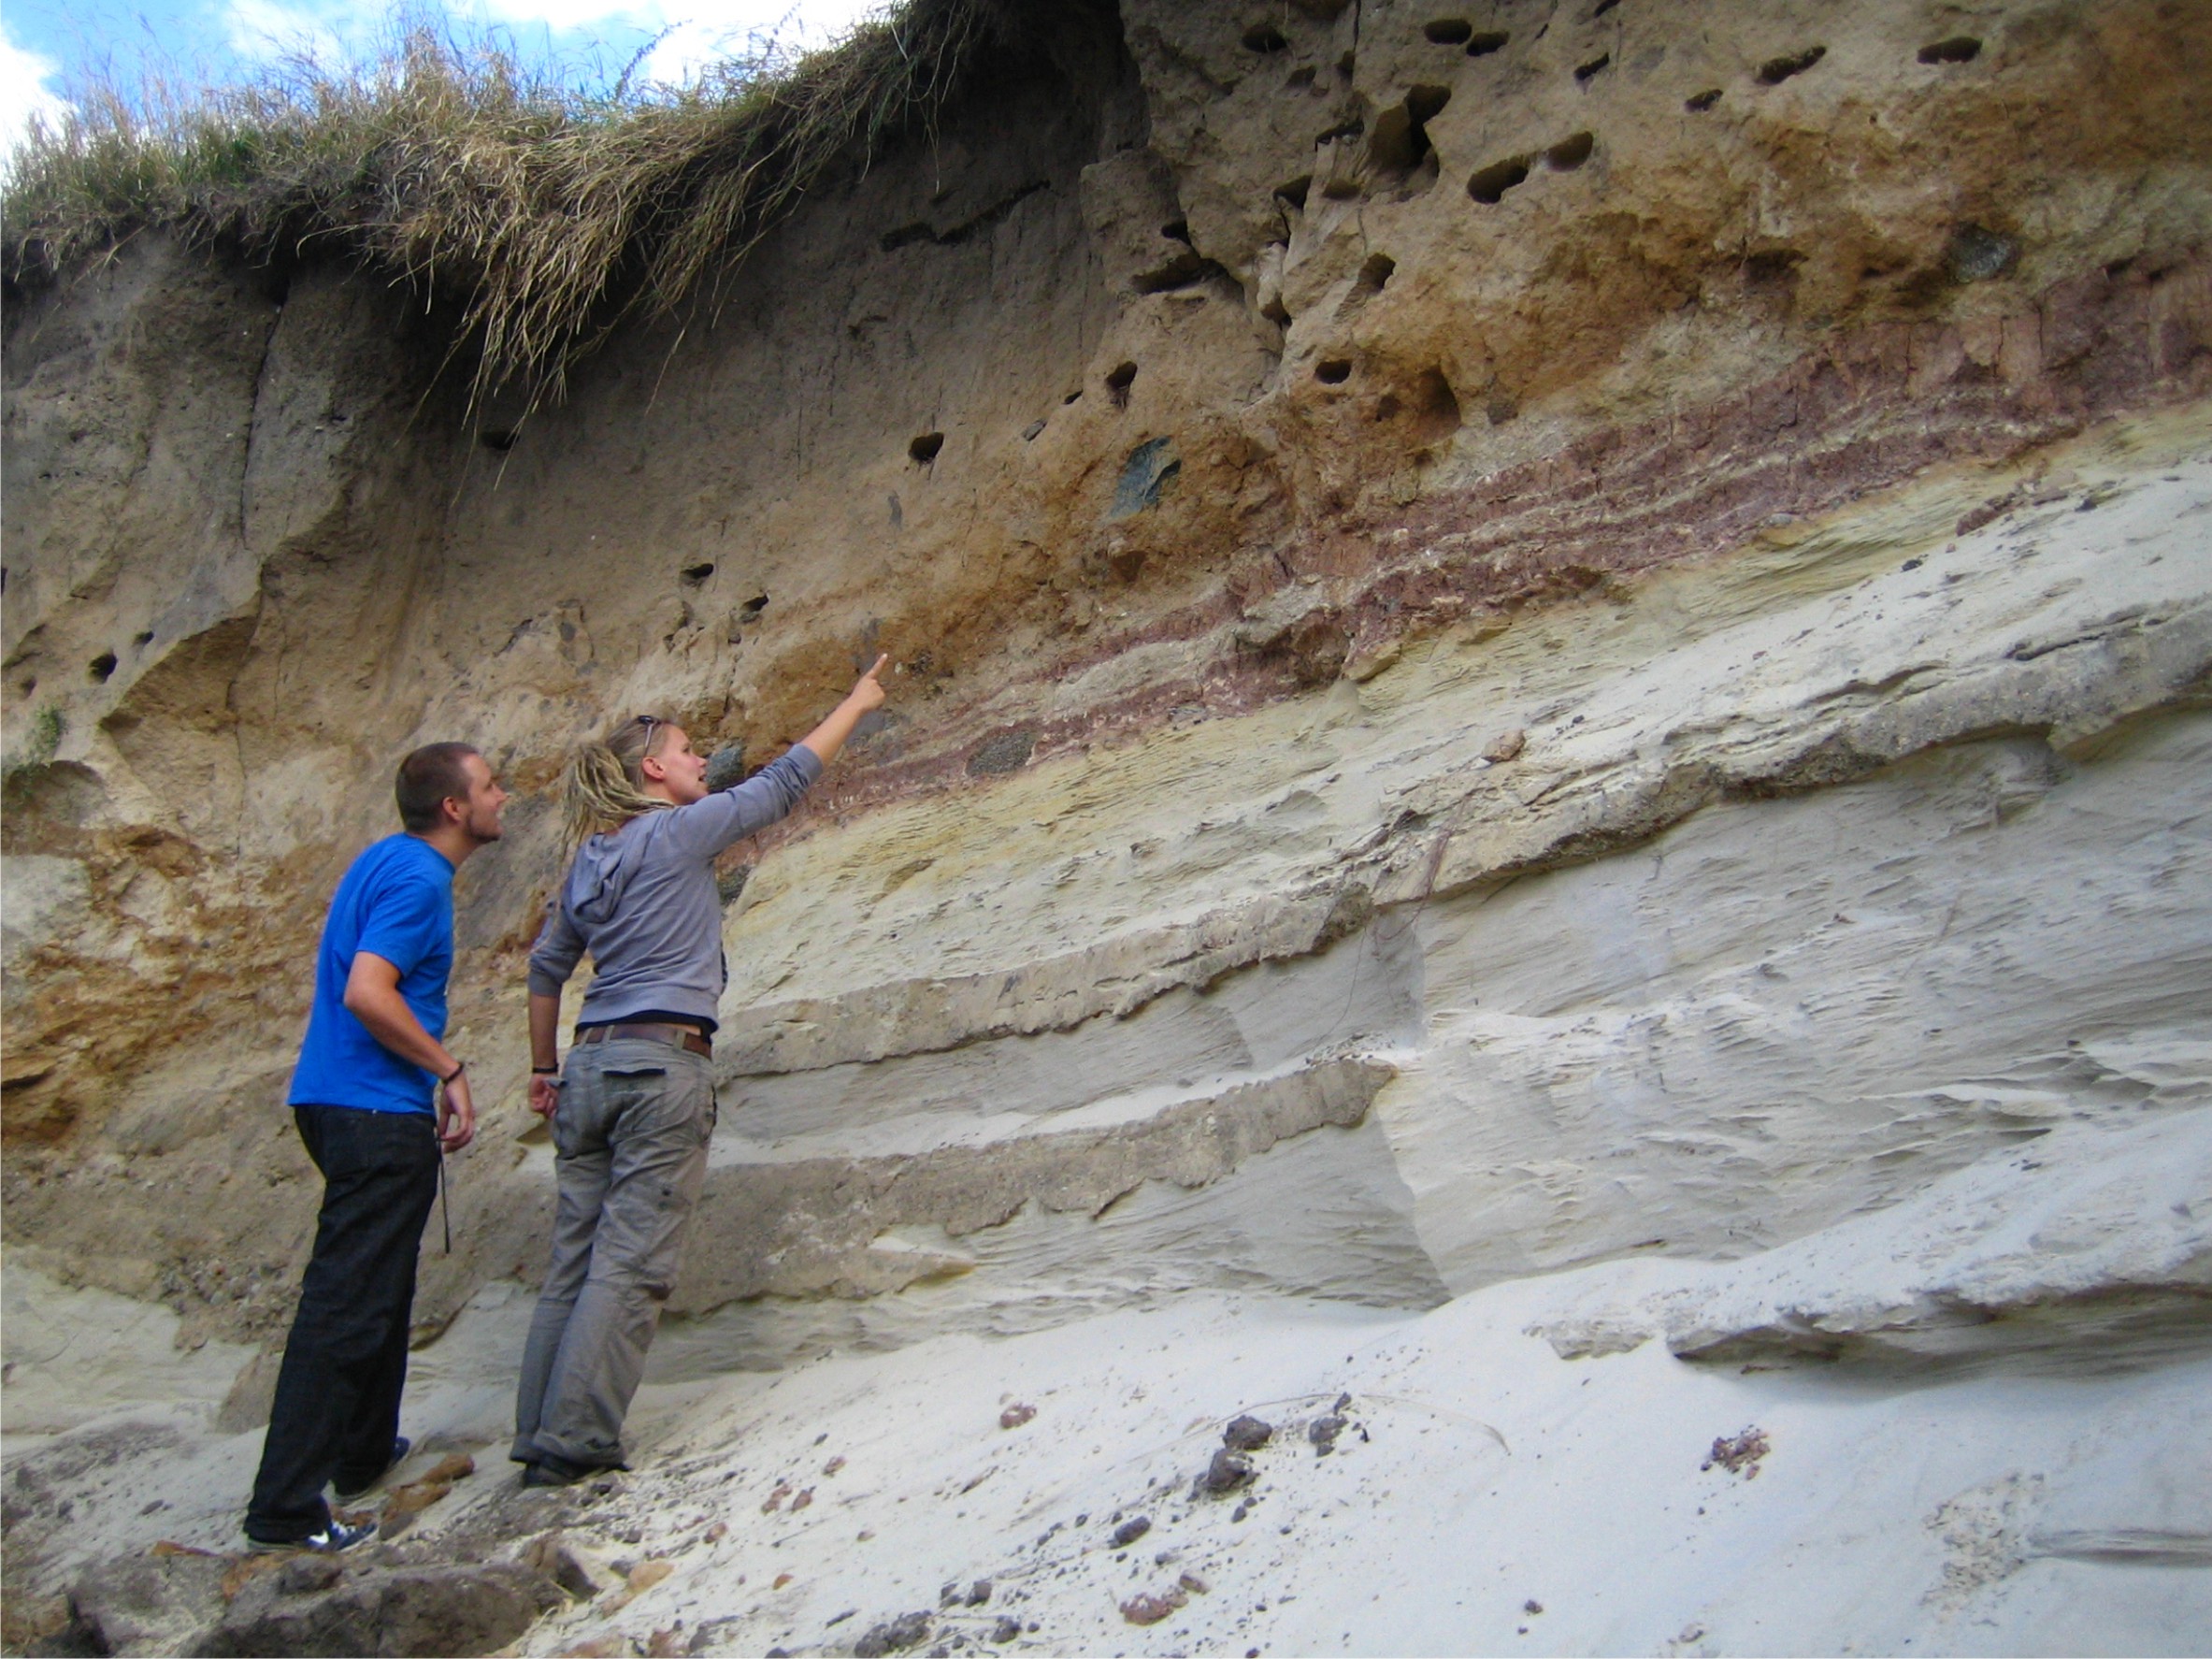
[2,0,1005,408]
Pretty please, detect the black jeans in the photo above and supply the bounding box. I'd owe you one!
[245,1104,439,1543]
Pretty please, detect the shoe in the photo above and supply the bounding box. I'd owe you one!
[521,1451,594,1488]
[333,1435,411,1503]
[247,1516,378,1554]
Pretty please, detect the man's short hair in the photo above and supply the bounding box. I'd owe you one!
[395,743,481,832]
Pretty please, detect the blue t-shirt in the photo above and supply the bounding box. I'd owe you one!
[288,834,456,1114]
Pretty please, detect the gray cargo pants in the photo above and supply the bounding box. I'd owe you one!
[510,1037,716,1470]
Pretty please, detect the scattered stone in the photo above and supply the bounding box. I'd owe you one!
[703,744,748,792]
[1308,1413,1346,1454]
[762,1481,791,1513]
[43,1551,230,1656]
[824,1455,847,1476]
[790,1488,814,1512]
[964,1580,993,1607]
[1110,1516,1153,1548]
[1199,1449,1256,1494]
[647,1627,686,1657]
[990,1616,1023,1643]
[1703,1426,1772,1479]
[998,1404,1037,1431]
[272,1554,343,1597]
[829,1609,857,1625]
[1179,1572,1211,1595]
[1120,1588,1188,1625]
[969,728,1038,778]
[208,1561,563,1657]
[1483,728,1528,764]
[703,1522,728,1544]
[855,1609,934,1655]
[1231,1500,1252,1522]
[522,1533,623,1602]
[629,1559,674,1593]
[1525,1598,1545,1615]
[1223,1415,1273,1451]
[1947,223,2018,283]
[380,1453,474,1536]
[772,1572,795,1590]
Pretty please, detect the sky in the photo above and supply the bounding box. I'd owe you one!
[1,0,887,167]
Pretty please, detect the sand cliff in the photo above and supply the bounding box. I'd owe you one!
[4,0,2209,1652]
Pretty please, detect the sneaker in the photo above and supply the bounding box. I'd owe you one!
[521,1451,594,1488]
[333,1435,411,1503]
[247,1516,378,1554]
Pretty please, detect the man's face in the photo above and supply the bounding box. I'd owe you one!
[452,753,509,843]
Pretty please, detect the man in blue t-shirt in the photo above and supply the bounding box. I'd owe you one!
[243,742,508,1551]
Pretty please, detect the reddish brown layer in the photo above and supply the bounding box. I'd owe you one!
[769,250,2212,844]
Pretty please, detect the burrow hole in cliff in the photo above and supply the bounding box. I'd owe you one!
[1466,30,1509,56]
[740,594,768,619]
[909,431,945,464]
[1743,248,1805,291]
[134,630,153,647]
[479,428,517,453]
[88,652,117,683]
[1242,23,1289,53]
[1918,36,1981,65]
[1314,358,1353,384]
[1275,174,1314,212]
[1423,19,1472,45]
[681,562,715,586]
[1592,0,1621,16]
[1757,45,1826,83]
[1686,87,1722,111]
[1286,63,1317,88]
[1468,155,1531,204]
[1574,52,1611,82]
[1378,367,1462,441]
[1336,252,1397,321]
[1106,362,1139,408]
[1369,85,1452,176]
[1545,131,1596,171]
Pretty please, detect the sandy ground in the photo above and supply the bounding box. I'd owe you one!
[7,1115,2210,1657]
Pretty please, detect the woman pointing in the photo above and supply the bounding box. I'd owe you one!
[512,655,888,1485]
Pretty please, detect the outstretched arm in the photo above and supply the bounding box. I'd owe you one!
[797,655,890,768]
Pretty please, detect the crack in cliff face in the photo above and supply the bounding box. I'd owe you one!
[879,180,1054,252]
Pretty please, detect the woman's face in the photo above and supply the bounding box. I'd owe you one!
[641,725,710,806]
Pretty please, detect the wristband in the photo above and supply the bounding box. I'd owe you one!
[440,1060,466,1085]
[531,1065,559,1075]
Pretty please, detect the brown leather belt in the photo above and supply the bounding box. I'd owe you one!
[575,1022,711,1059]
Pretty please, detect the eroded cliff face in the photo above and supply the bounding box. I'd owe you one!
[4,1,2211,1642]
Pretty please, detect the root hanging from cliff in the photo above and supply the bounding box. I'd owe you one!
[2,0,1099,412]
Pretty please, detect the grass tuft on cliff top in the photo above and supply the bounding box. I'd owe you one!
[1,0,1001,407]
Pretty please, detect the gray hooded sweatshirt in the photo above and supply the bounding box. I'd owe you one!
[526,746,822,1028]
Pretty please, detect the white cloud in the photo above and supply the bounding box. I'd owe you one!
[0,23,71,172]
[223,0,355,65]
[473,0,885,85]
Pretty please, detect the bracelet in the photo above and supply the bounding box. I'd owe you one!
[531,1065,559,1075]
[440,1060,466,1085]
